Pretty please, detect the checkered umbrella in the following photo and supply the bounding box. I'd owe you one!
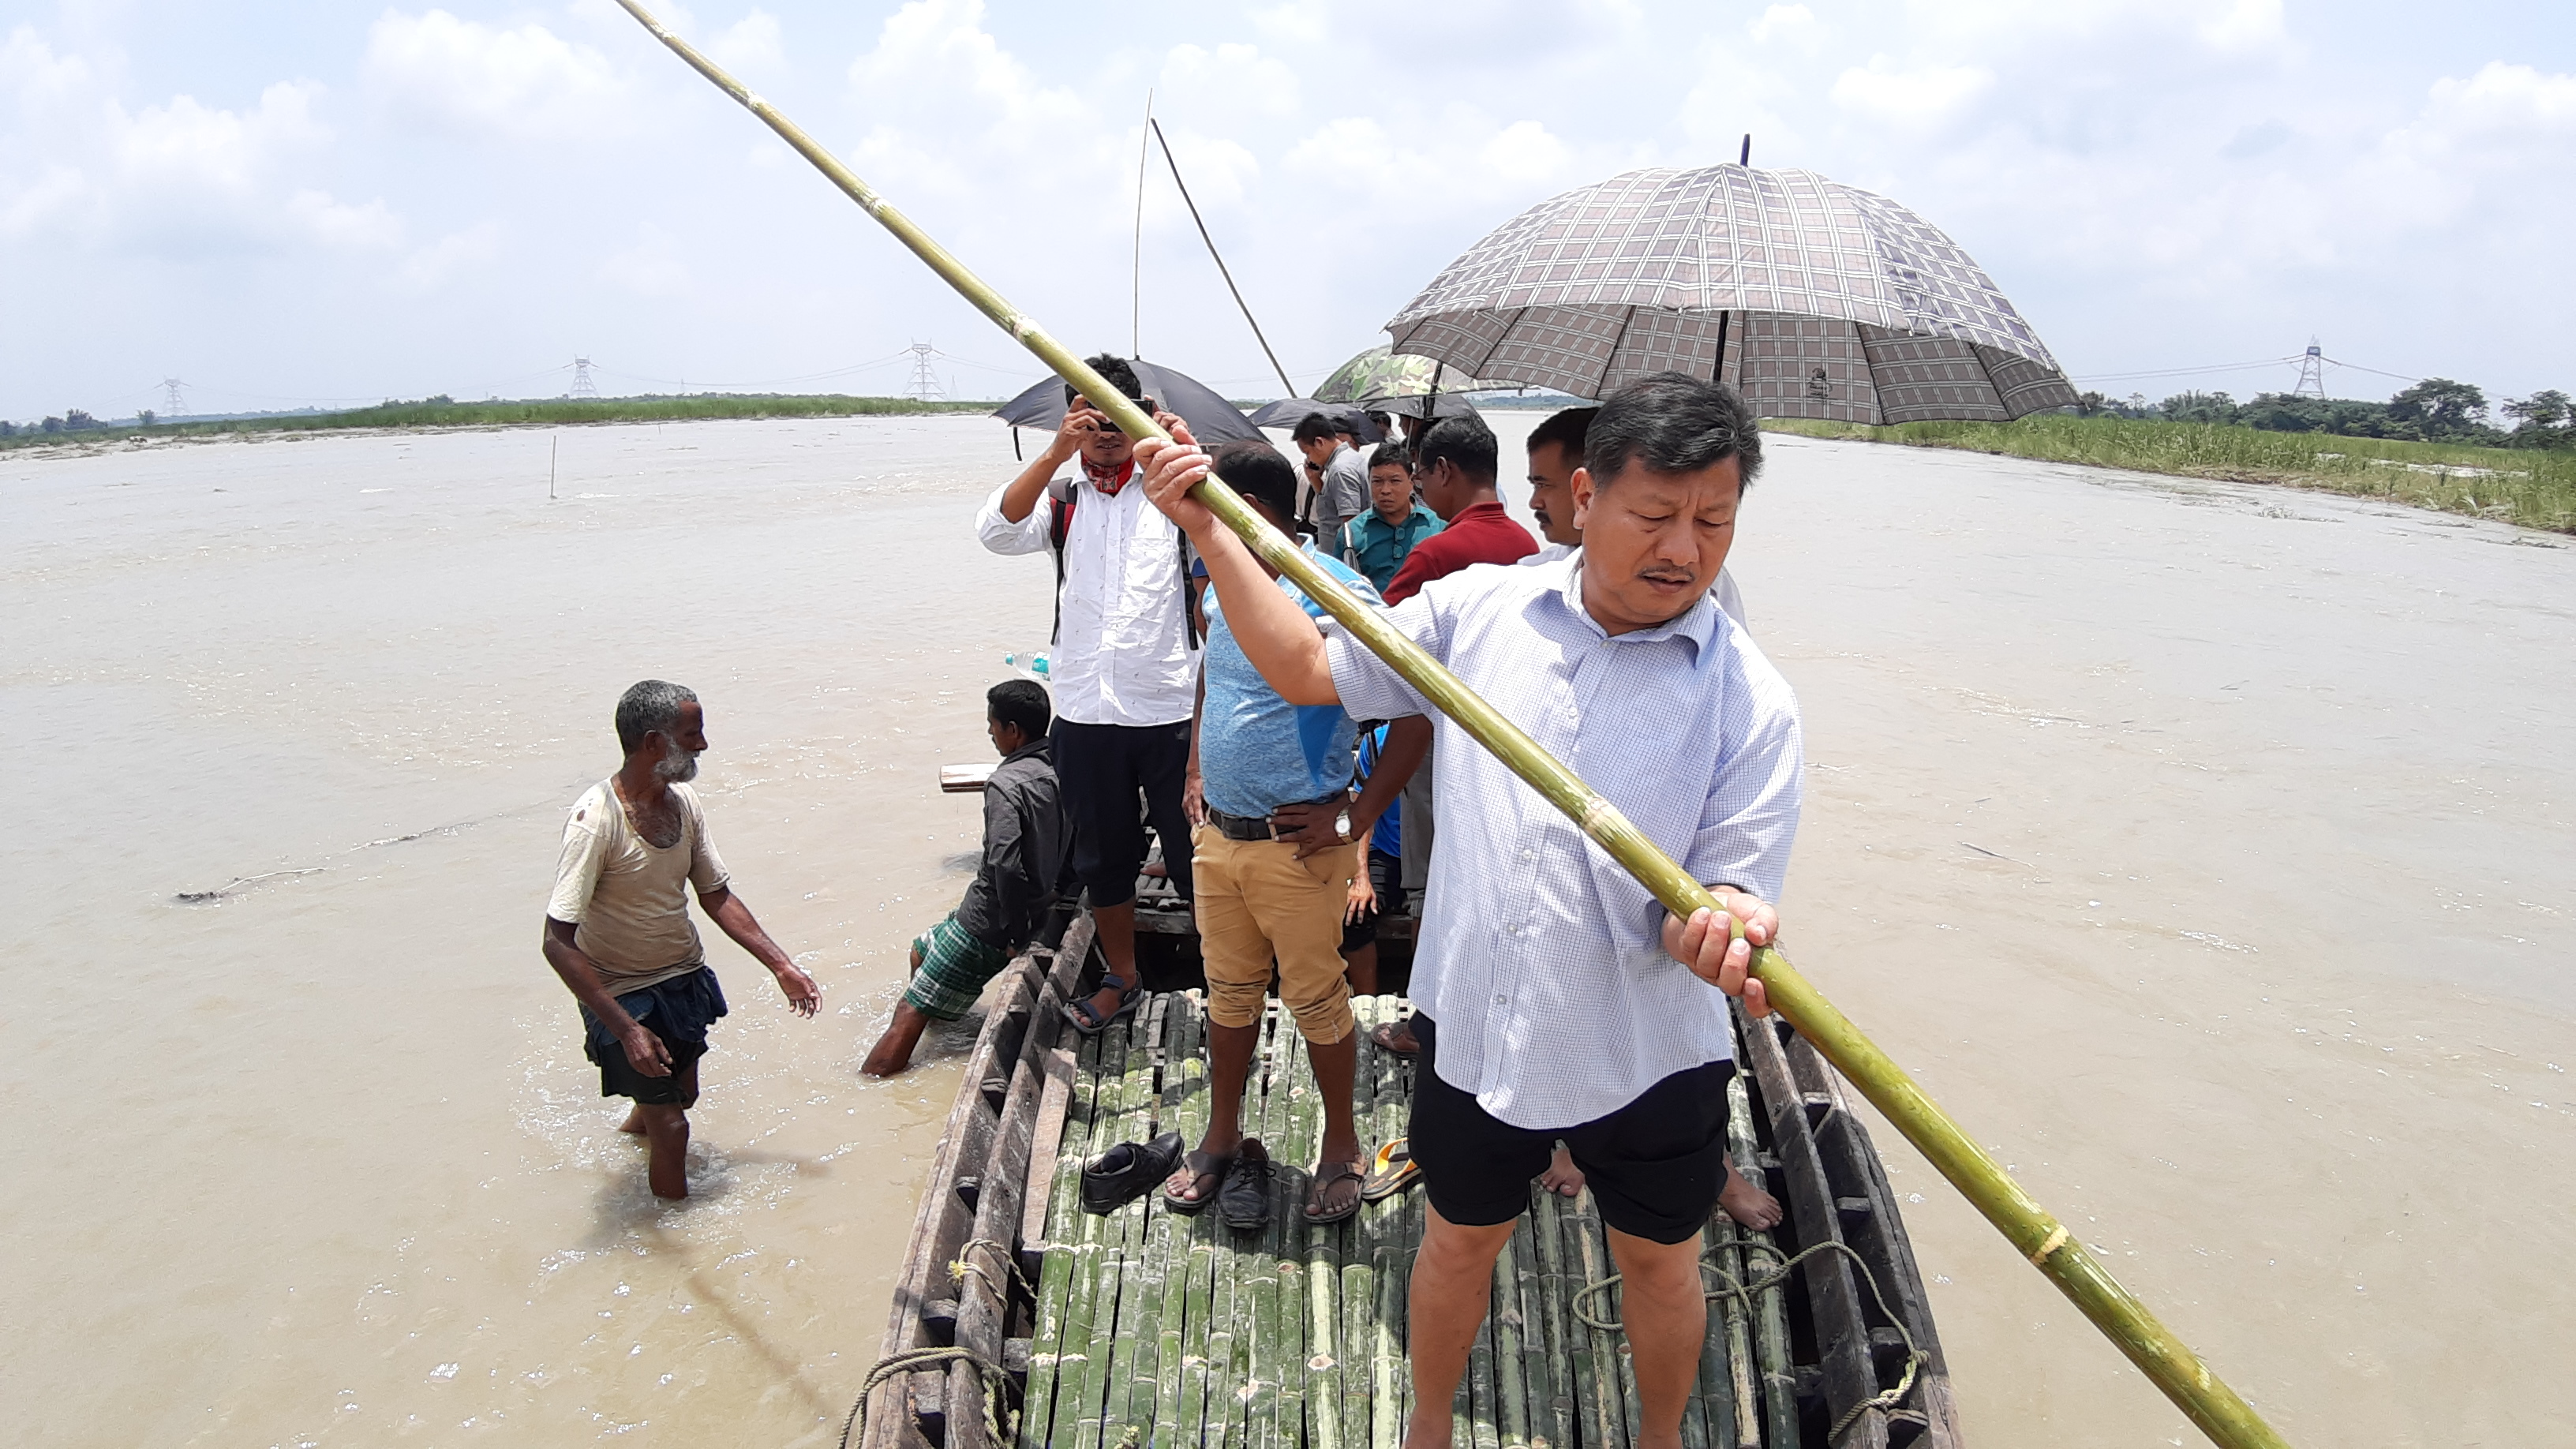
[1386,166,2077,422]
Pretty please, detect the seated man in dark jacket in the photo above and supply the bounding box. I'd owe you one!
[863,680,1066,1075]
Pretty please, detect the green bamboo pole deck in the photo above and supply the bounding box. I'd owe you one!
[611,9,2303,1444]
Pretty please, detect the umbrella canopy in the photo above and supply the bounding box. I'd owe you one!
[1312,343,1498,406]
[1384,166,2077,423]
[1367,391,1482,421]
[993,359,1261,446]
[1245,398,1384,442]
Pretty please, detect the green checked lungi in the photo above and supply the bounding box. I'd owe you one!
[905,914,1013,1021]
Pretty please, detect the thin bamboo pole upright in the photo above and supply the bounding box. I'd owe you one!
[611,6,2294,1446]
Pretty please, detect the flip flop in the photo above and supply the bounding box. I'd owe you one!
[1368,1019,1419,1057]
[1359,1136,1418,1202]
[1304,1158,1366,1225]
[1219,1138,1273,1232]
[1162,1149,1230,1214]
[1065,973,1142,1038]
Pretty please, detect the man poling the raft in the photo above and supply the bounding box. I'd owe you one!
[608,5,2297,1445]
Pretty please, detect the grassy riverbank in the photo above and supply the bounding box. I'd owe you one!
[2,394,994,452]
[1763,414,2576,534]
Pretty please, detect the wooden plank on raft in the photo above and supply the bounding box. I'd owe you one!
[866,915,1091,1449]
[1738,1009,1887,1449]
[1778,1027,1963,1449]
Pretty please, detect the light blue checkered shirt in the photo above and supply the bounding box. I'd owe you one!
[1324,553,1803,1129]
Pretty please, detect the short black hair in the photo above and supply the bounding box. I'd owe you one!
[1290,411,1339,445]
[616,679,697,754]
[1364,410,1393,433]
[1368,442,1411,474]
[987,678,1051,739]
[1415,414,1498,485]
[1585,373,1763,489]
[1213,439,1301,524]
[1065,354,1145,407]
[1526,406,1598,462]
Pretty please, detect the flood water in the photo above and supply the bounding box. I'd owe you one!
[3,414,2568,1447]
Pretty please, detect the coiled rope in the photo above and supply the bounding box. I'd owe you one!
[1571,1237,1928,1446]
[837,1239,1034,1449]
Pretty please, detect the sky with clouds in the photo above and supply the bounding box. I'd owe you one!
[4,0,2570,421]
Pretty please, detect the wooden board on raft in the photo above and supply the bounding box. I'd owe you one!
[862,924,1959,1449]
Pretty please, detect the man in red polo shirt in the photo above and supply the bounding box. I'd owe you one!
[1382,414,1535,605]
[1375,414,1533,1058]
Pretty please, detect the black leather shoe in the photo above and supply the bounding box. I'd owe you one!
[1219,1137,1273,1232]
[1081,1131,1184,1215]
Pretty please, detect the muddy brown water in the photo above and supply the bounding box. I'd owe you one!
[4,414,2567,1447]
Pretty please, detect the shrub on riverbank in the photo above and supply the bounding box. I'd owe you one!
[1764,413,2576,534]
[0,393,994,451]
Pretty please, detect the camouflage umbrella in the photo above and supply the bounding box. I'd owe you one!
[1385,165,2076,421]
[1311,343,1498,407]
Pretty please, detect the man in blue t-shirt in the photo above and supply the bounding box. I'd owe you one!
[1163,440,1425,1231]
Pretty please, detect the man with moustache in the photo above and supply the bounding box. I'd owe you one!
[1137,373,1803,1449]
[543,680,821,1200]
[1526,404,1745,627]
[977,355,1196,1036]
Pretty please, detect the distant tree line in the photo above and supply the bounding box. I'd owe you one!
[2068,379,2574,449]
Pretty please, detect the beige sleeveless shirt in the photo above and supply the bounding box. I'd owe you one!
[546,780,731,994]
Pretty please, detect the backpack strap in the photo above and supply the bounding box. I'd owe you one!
[1045,476,1077,645]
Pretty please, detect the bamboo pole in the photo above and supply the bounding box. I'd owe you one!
[611,9,2294,1445]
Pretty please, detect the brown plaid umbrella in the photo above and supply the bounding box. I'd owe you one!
[1386,165,2077,422]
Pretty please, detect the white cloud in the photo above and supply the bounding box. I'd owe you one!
[1159,43,1300,120]
[400,220,504,290]
[2,24,92,114]
[365,9,632,140]
[601,223,690,296]
[1748,4,1823,48]
[286,189,403,249]
[711,10,784,73]
[844,0,1101,203]
[1829,59,1994,128]
[2196,0,2287,55]
[1282,110,1587,209]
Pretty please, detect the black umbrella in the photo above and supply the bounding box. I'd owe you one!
[1365,391,1482,421]
[994,359,1260,448]
[1245,398,1384,443]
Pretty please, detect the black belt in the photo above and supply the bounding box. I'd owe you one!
[1205,795,1342,843]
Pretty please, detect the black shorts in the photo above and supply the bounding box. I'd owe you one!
[1339,848,1406,953]
[1051,719,1194,908]
[1408,1013,1734,1245]
[581,966,728,1105]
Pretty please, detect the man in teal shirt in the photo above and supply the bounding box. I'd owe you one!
[1338,442,1442,591]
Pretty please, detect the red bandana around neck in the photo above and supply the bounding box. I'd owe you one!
[1083,456,1137,495]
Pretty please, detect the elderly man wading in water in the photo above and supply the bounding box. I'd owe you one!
[1138,373,1803,1449]
[542,681,820,1200]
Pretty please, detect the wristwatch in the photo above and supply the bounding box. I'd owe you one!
[1334,807,1353,842]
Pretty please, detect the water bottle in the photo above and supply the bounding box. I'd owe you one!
[1003,650,1051,681]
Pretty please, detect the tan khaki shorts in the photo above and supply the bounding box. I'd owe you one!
[1191,823,1357,1044]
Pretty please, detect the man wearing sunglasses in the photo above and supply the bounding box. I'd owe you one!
[977,354,1197,1035]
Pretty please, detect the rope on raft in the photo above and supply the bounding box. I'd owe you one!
[1571,1236,1930,1446]
[837,1238,1035,1449]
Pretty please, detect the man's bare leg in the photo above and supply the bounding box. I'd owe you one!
[1341,941,1379,997]
[1719,1159,1782,1230]
[1074,898,1141,1022]
[1305,1028,1363,1214]
[620,1060,702,1133]
[1602,1225,1710,1449]
[862,999,935,1076]
[1166,1017,1258,1204]
[1402,1205,1517,1449]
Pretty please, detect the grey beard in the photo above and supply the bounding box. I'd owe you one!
[654,748,700,783]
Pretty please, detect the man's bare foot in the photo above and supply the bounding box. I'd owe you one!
[1538,1142,1584,1198]
[862,1001,934,1077]
[1718,1161,1783,1230]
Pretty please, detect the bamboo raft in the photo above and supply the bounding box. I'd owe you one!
[859,910,1962,1449]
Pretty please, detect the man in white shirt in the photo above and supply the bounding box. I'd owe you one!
[975,355,1197,1032]
[1140,373,1801,1449]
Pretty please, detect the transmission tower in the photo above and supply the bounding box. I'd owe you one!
[904,342,946,402]
[161,378,188,416]
[571,358,599,399]
[2292,339,2325,398]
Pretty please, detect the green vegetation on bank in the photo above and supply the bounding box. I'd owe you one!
[0,393,994,451]
[1763,413,2576,534]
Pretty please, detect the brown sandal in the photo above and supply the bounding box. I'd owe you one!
[1368,1019,1419,1057]
[1304,1159,1366,1224]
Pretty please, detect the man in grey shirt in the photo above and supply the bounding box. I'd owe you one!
[1292,410,1372,548]
[1140,373,1800,1449]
